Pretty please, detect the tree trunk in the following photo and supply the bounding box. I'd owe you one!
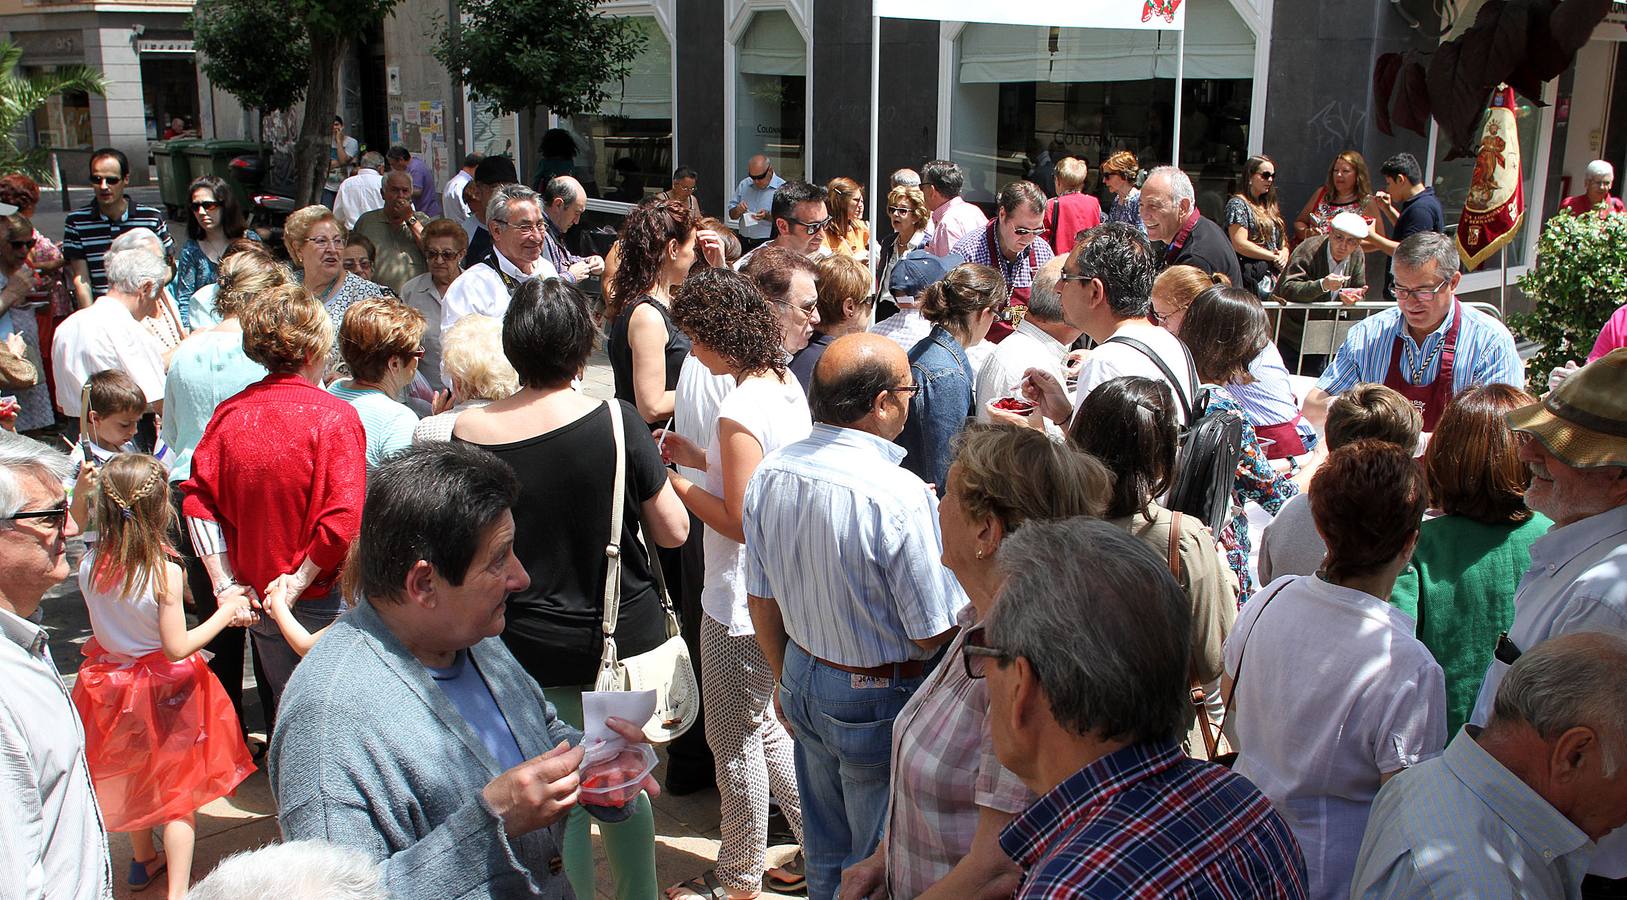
[293,29,344,207]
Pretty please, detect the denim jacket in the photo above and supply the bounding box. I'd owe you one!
[895,325,974,494]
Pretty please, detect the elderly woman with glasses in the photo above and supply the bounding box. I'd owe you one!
[840,424,1110,900]
[328,297,427,469]
[874,185,930,319]
[398,218,467,391]
[283,205,387,340]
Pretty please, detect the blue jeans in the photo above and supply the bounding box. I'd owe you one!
[781,642,923,900]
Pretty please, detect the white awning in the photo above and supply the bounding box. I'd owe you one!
[876,0,1184,30]
[738,10,806,77]
[598,18,672,120]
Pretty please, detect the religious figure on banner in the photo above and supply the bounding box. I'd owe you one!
[1143,0,1183,24]
[1456,86,1525,271]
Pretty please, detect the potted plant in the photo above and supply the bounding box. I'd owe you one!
[1510,211,1627,395]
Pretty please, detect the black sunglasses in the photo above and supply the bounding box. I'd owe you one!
[788,216,832,235]
[8,239,33,250]
[961,624,1011,680]
[89,175,122,186]
[749,169,772,182]
[5,504,69,530]
[190,200,222,212]
[1257,171,1276,180]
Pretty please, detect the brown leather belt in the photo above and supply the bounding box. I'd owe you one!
[813,656,925,679]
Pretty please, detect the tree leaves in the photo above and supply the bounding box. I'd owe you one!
[1373,0,1610,156]
[432,0,646,119]
[1511,212,1627,394]
[0,39,107,181]
[190,0,311,113]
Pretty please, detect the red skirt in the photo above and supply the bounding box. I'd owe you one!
[71,639,256,832]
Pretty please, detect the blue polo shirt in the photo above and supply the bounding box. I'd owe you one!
[1395,186,1445,241]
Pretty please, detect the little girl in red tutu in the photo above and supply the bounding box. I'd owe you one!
[70,453,257,898]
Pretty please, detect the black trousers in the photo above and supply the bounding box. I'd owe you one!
[659,510,715,782]
[1585,875,1627,899]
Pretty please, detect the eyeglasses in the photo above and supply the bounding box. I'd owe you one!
[424,249,463,262]
[887,383,921,396]
[961,625,1011,679]
[749,169,772,182]
[771,297,819,317]
[1058,271,1093,285]
[1150,301,1191,325]
[7,239,33,250]
[497,220,547,237]
[407,348,426,359]
[886,206,913,216]
[305,236,344,250]
[4,504,69,531]
[1394,277,1451,301]
[1010,225,1045,237]
[190,200,221,212]
[788,216,832,236]
[1257,171,1276,180]
[89,175,122,186]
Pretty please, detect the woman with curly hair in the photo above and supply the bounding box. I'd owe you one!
[606,198,713,426]
[654,267,811,900]
[819,177,871,268]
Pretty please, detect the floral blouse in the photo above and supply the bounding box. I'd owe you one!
[1301,187,1370,239]
[25,234,73,317]
[1106,188,1144,231]
[1208,386,1298,604]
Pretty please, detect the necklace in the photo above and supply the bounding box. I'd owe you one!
[1406,331,1447,384]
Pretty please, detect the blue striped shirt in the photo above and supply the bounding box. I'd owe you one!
[1351,728,1593,899]
[61,201,174,297]
[743,423,966,667]
[1315,301,1523,397]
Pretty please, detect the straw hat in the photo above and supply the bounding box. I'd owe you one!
[1506,348,1627,468]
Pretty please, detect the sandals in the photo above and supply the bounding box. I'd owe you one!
[128,854,166,891]
[766,851,807,894]
[666,870,740,900]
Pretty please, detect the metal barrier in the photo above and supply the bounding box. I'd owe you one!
[1267,300,1504,376]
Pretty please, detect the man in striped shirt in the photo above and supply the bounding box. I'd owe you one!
[980,519,1307,899]
[743,333,963,900]
[1304,231,1522,434]
[62,148,173,309]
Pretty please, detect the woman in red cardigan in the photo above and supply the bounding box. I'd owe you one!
[181,281,367,723]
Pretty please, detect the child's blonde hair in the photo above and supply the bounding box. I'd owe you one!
[90,453,174,600]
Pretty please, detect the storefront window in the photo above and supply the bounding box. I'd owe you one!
[139,54,199,140]
[27,67,92,148]
[735,9,807,183]
[949,0,1253,212]
[561,16,673,202]
[1430,91,1541,267]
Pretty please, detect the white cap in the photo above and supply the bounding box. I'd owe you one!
[1330,211,1370,239]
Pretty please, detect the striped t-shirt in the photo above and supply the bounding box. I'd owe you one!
[62,201,175,298]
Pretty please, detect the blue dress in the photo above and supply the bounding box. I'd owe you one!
[173,231,261,323]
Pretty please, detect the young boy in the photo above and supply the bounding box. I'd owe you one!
[66,368,173,529]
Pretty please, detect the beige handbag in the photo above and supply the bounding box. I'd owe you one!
[592,398,700,743]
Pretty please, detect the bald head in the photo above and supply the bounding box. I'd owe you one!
[810,333,911,436]
[543,175,587,230]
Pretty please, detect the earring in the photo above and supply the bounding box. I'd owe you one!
[976,549,985,560]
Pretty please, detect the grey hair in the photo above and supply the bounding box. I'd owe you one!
[1027,257,1065,323]
[1492,632,1627,777]
[1147,166,1195,206]
[486,184,541,225]
[358,150,386,171]
[104,227,167,294]
[1586,160,1615,182]
[187,840,386,900]
[380,169,413,196]
[543,175,581,206]
[0,432,75,520]
[985,517,1191,744]
[890,168,921,188]
[1394,231,1460,280]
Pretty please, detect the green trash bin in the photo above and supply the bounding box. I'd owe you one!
[153,139,199,219]
[184,140,264,212]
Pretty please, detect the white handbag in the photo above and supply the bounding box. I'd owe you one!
[592,399,700,743]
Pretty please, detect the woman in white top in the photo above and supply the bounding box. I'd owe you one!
[656,267,813,900]
[1223,439,1447,900]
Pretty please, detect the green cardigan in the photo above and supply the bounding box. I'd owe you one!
[1390,512,1552,735]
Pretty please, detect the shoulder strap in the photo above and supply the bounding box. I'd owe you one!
[1168,510,1184,583]
[601,399,626,641]
[1171,510,1220,758]
[1216,577,1293,746]
[1104,335,1200,421]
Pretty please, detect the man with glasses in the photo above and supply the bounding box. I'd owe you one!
[63,148,173,309]
[1138,166,1242,287]
[1274,211,1371,363]
[351,170,429,294]
[742,332,963,900]
[730,154,786,249]
[743,246,821,364]
[975,518,1305,897]
[539,175,605,283]
[0,431,111,896]
[1303,231,1521,433]
[951,180,1054,343]
[733,180,828,272]
[462,156,520,264]
[440,184,559,334]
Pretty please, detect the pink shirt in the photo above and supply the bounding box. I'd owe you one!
[928,196,988,257]
[1589,303,1627,363]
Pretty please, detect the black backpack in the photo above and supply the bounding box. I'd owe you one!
[1105,336,1245,536]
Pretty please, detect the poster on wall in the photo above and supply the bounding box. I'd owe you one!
[468,97,520,173]
[873,0,1185,29]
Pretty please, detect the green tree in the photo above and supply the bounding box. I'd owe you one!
[433,0,645,118]
[1510,211,1627,394]
[190,0,402,205]
[0,40,107,183]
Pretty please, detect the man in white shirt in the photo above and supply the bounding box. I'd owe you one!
[440,184,559,333]
[0,431,111,898]
[1004,222,1194,428]
[1467,349,1627,893]
[729,154,786,247]
[51,228,168,418]
[332,151,386,230]
[441,152,482,233]
[975,258,1080,422]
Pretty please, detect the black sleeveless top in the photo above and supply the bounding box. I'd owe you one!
[606,294,689,421]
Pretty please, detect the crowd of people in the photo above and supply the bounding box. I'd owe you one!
[1,140,1626,900]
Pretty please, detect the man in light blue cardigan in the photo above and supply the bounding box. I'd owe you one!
[269,443,658,898]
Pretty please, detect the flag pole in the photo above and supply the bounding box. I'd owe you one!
[1498,247,1508,317]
